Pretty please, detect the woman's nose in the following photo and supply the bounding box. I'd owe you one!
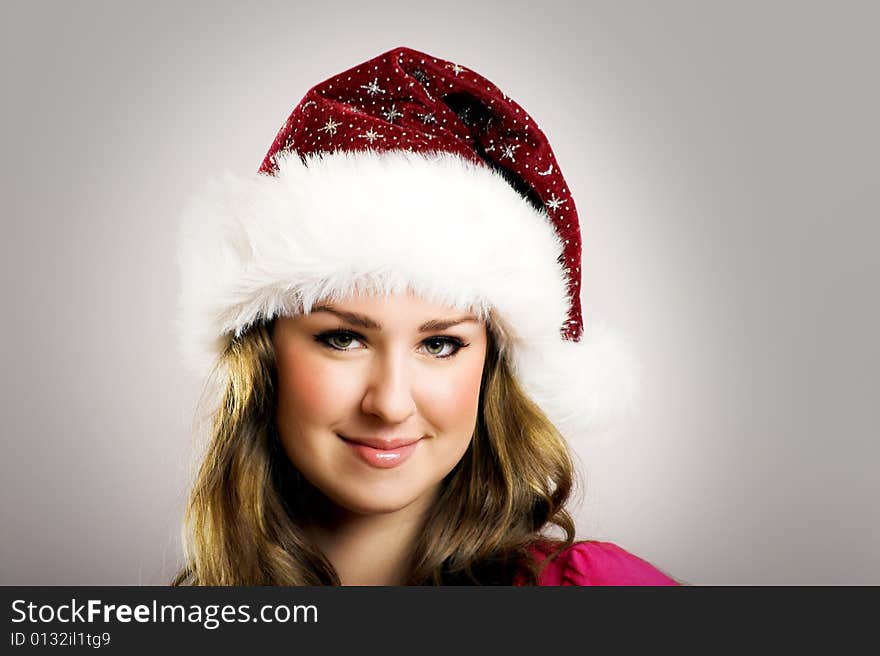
[360,349,417,424]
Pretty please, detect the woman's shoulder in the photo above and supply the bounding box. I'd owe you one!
[523,539,680,586]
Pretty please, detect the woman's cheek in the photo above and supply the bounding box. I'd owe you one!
[283,354,352,419]
[426,361,484,419]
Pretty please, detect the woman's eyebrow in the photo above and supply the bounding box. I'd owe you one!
[311,305,478,332]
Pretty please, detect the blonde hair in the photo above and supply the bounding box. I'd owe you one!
[173,320,578,585]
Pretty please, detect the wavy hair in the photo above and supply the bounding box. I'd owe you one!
[173,319,579,585]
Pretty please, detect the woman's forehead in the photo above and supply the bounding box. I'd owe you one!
[300,291,477,329]
[308,304,481,333]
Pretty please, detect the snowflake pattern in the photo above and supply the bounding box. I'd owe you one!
[358,128,384,144]
[318,117,341,136]
[446,63,465,76]
[360,78,386,96]
[545,194,567,212]
[381,104,403,122]
[500,143,521,162]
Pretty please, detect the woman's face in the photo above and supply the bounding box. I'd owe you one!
[271,291,488,517]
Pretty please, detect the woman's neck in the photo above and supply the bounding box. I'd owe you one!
[307,487,439,586]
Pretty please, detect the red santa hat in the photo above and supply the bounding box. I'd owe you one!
[177,46,639,437]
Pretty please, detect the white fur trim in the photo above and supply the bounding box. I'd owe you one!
[176,149,638,437]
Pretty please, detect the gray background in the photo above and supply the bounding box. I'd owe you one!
[3,0,878,585]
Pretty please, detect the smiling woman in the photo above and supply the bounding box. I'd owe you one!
[272,294,487,524]
[173,46,677,586]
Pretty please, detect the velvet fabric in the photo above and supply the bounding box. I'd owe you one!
[521,541,680,586]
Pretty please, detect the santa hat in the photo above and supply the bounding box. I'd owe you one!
[177,46,640,437]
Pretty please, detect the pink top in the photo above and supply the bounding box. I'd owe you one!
[517,540,679,586]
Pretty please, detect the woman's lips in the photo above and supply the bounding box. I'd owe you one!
[338,435,422,469]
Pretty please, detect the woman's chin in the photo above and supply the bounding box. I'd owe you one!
[332,492,421,517]
[321,481,436,518]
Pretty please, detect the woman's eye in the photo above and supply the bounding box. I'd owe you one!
[316,331,465,359]
[421,337,464,359]
[317,331,365,351]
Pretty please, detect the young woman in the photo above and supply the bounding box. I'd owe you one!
[173,46,678,586]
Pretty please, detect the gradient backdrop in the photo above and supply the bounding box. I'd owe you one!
[3,0,878,584]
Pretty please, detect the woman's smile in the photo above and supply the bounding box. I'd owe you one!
[338,434,424,469]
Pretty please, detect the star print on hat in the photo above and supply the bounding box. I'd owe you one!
[178,46,640,438]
